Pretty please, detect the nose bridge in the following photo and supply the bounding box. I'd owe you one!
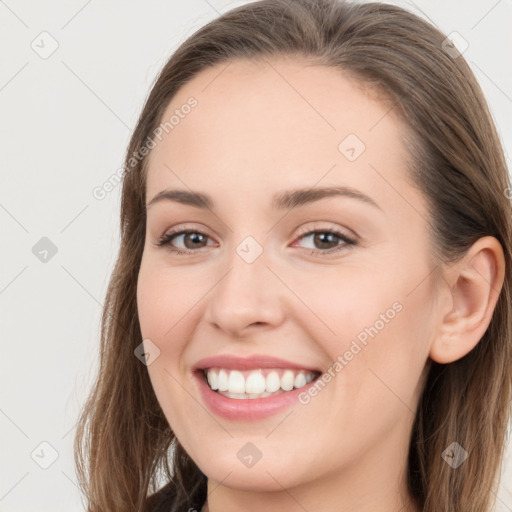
[206,234,285,335]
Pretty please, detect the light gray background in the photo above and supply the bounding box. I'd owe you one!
[1,1,511,511]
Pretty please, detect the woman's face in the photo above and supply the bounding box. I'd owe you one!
[137,58,439,500]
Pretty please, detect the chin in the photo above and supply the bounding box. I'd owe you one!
[193,445,314,493]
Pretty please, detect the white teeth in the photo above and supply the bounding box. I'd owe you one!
[266,371,281,393]
[217,369,229,391]
[281,370,294,391]
[204,367,318,397]
[206,370,218,390]
[245,372,266,394]
[224,392,250,400]
[228,370,245,394]
[224,391,275,400]
[294,372,306,388]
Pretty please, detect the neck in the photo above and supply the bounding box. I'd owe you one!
[204,473,420,512]
[203,428,421,512]
[201,448,420,512]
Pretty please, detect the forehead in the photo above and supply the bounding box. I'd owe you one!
[145,57,415,210]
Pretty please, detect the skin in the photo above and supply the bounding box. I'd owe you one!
[136,57,505,512]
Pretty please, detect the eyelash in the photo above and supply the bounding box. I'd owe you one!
[155,226,357,257]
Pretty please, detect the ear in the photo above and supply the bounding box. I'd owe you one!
[430,236,506,364]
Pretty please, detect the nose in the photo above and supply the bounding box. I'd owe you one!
[204,241,287,338]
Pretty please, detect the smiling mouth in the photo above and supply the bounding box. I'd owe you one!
[200,367,322,399]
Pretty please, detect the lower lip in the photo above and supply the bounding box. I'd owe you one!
[193,371,317,421]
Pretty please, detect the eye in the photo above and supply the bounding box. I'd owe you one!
[155,225,358,256]
[155,229,214,255]
[293,227,357,256]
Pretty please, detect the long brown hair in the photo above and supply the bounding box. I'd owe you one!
[74,1,512,511]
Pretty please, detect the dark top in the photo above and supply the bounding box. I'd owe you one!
[145,481,206,512]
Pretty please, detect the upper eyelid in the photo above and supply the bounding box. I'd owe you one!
[294,222,356,238]
[162,220,356,237]
[163,224,353,238]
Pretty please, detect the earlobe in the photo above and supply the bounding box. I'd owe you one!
[429,236,505,364]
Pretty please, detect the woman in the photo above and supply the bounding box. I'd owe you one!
[74,1,512,511]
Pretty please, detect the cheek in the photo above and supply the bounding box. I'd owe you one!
[136,263,190,404]
[137,258,203,344]
[292,266,404,358]
[136,258,209,412]
[297,262,432,418]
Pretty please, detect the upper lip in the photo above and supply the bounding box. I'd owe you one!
[194,354,322,373]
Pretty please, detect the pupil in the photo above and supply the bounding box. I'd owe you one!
[186,233,204,249]
[315,233,335,249]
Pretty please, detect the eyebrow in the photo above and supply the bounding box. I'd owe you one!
[146,186,382,211]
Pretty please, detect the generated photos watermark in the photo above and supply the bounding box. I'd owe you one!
[92,96,198,201]
[298,301,403,404]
